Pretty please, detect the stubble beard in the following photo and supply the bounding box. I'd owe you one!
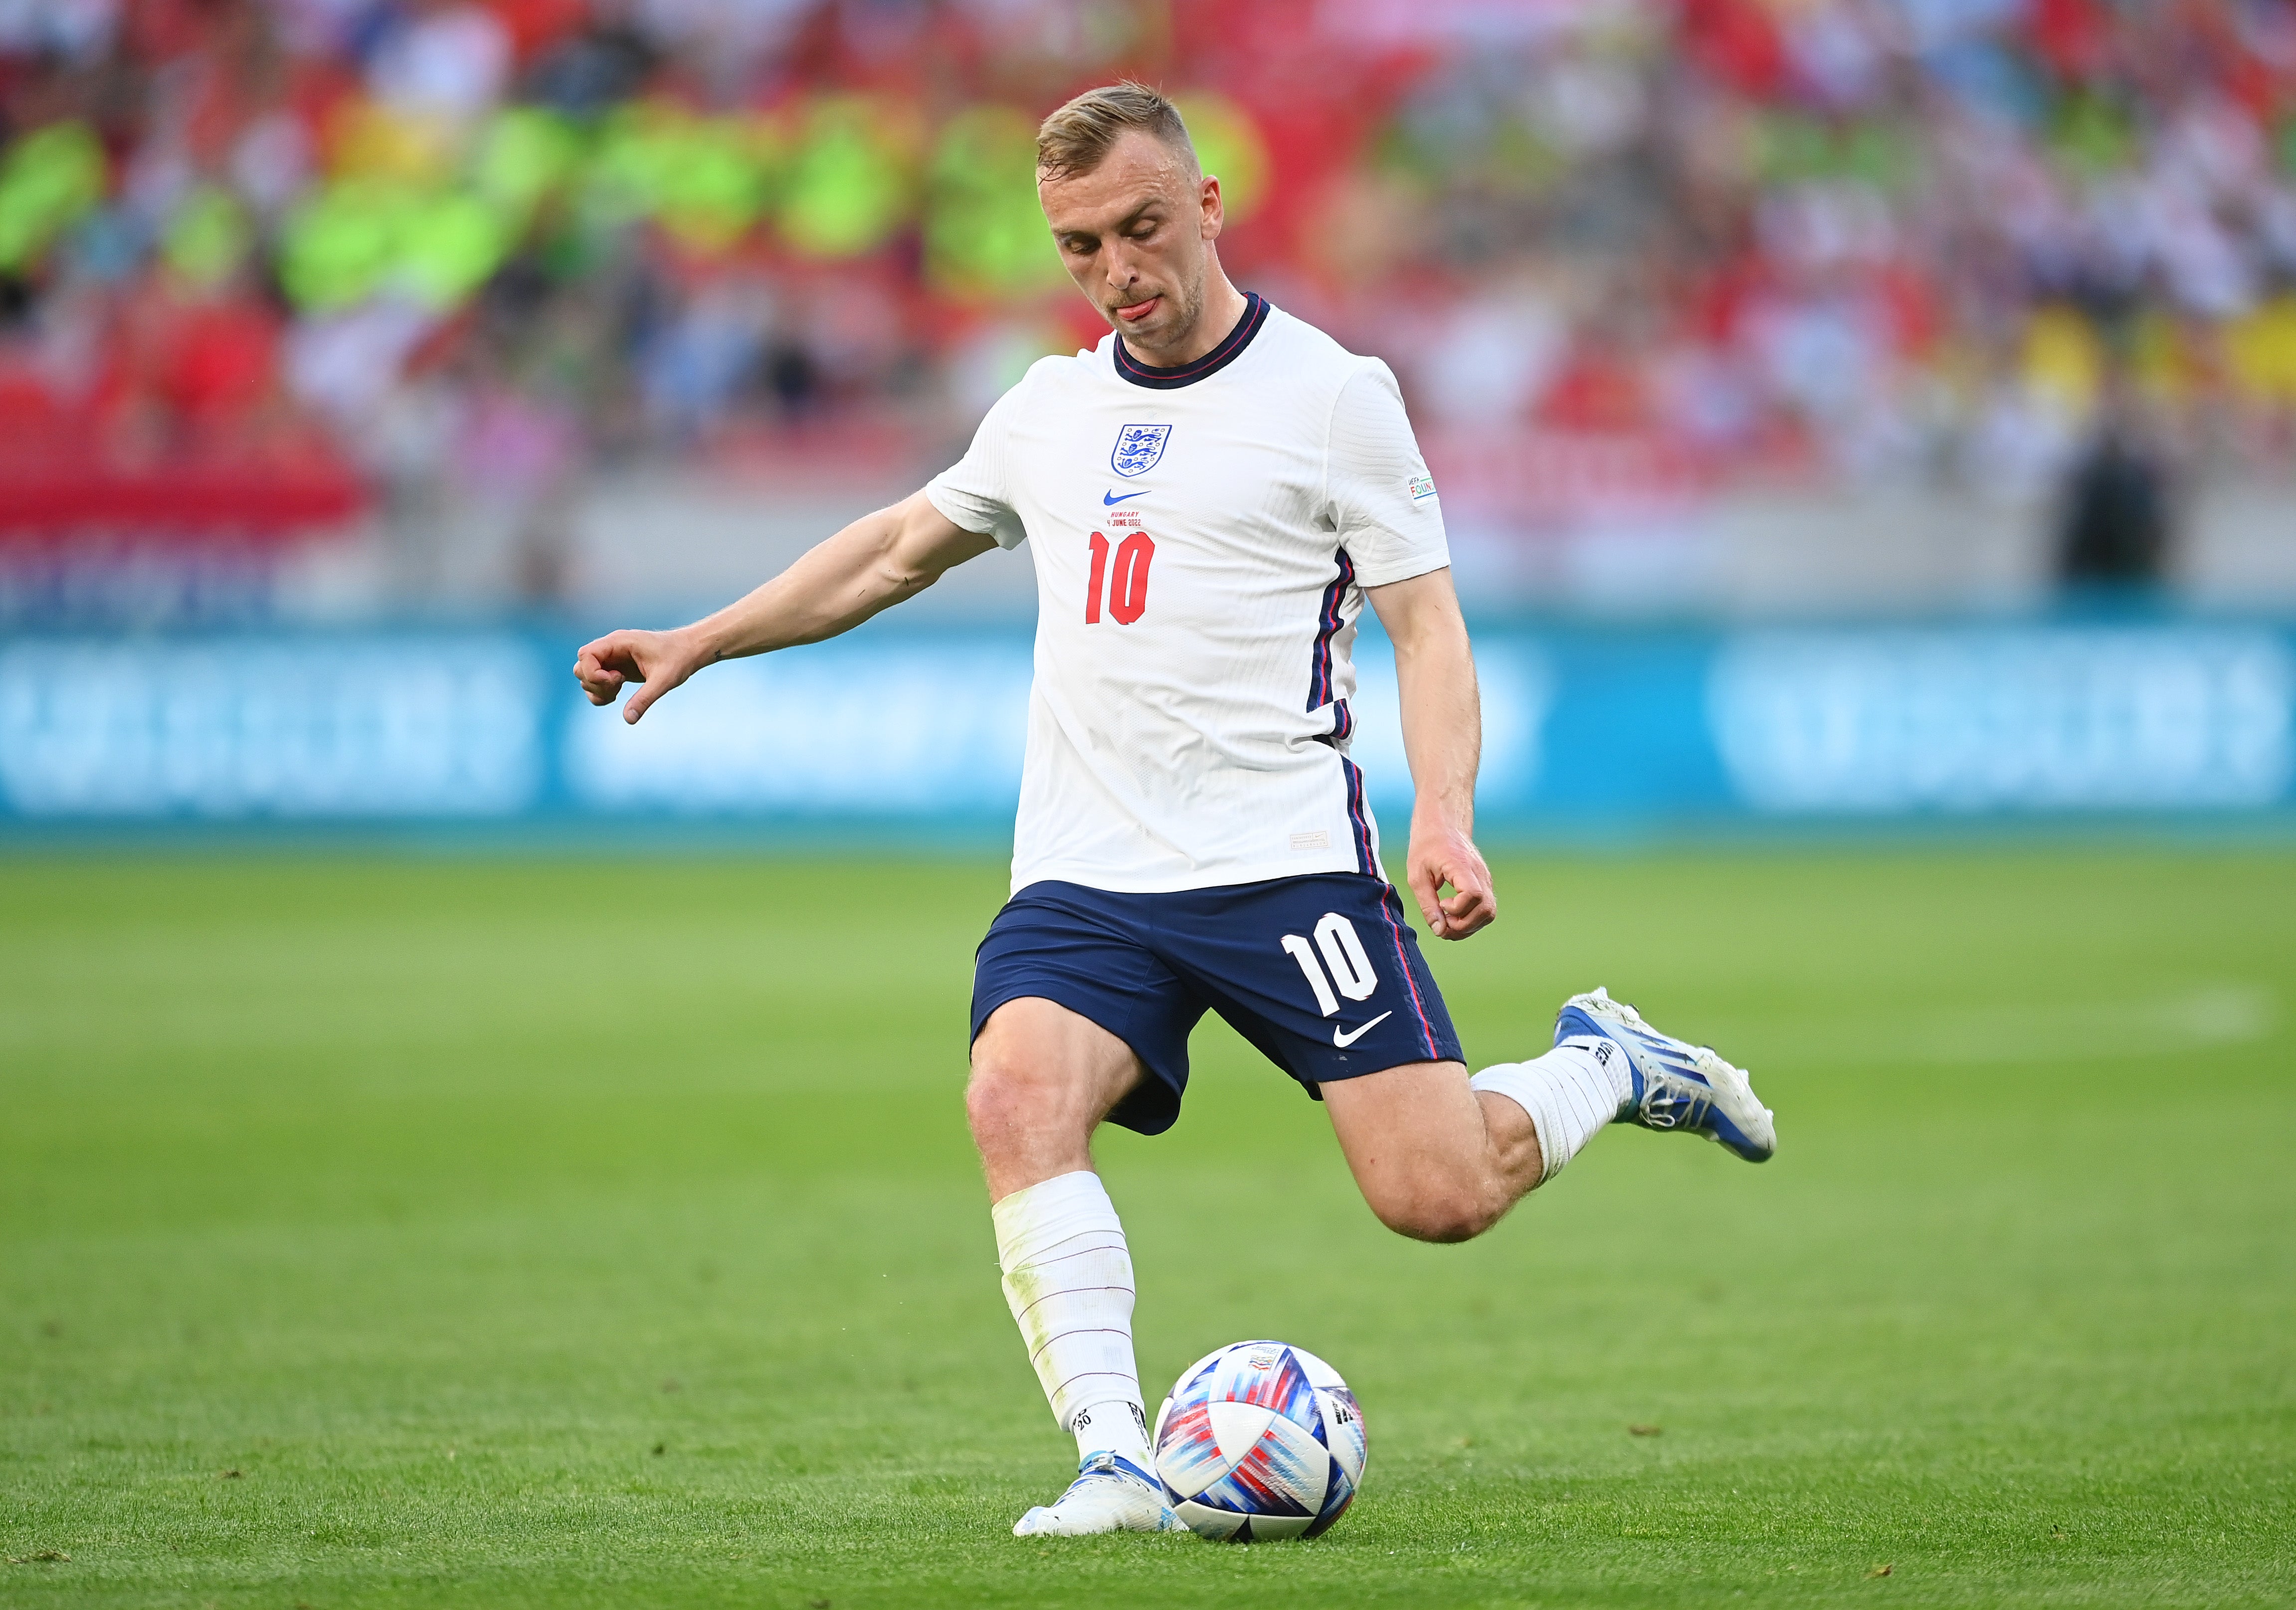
[1112,264,1205,365]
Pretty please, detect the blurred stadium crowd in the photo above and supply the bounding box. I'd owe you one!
[1,0,2293,598]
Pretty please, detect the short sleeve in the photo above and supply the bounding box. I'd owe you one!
[1326,362,1450,587]
[925,373,1033,551]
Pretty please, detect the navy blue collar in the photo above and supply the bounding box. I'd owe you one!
[1113,293,1269,389]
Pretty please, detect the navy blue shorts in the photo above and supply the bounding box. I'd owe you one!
[970,874,1464,1136]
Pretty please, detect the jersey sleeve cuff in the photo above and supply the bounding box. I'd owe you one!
[925,482,1025,550]
[1346,549,1452,590]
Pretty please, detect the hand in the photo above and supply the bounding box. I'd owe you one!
[573,627,705,724]
[1405,814,1496,941]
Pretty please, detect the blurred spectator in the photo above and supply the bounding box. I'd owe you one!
[2057,383,2174,589]
[0,0,2291,603]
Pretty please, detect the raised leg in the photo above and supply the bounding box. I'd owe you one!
[1324,990,1779,1244]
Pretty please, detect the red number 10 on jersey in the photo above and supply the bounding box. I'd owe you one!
[1084,531,1154,625]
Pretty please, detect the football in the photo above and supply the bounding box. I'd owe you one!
[1152,1340,1367,1541]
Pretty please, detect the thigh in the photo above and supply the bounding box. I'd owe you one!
[1320,1058,1533,1238]
[972,882,1206,1136]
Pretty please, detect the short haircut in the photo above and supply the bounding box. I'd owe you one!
[1036,81,1196,181]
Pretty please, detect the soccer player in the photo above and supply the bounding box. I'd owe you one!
[574,83,1775,1537]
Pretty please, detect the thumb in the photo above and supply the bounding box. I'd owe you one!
[623,653,691,723]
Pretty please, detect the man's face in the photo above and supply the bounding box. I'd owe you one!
[1039,130,1223,358]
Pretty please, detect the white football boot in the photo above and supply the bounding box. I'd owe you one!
[1555,987,1777,1162]
[1011,1451,1183,1537]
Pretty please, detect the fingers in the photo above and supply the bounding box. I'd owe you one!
[574,634,657,707]
[1439,852,1498,938]
[1406,859,1446,933]
[573,641,622,705]
[1411,838,1497,941]
[1439,885,1497,939]
[574,662,624,706]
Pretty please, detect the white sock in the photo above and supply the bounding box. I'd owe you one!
[991,1171,1151,1461]
[1470,1037,1635,1182]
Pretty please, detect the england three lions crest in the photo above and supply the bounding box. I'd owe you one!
[1111,423,1171,478]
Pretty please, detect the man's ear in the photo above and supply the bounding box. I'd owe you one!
[1200,173,1224,239]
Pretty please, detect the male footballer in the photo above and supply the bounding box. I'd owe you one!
[574,82,1775,1537]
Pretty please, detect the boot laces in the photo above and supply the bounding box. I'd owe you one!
[1639,1067,1714,1131]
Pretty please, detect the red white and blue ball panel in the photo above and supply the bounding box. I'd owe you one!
[1152,1340,1368,1542]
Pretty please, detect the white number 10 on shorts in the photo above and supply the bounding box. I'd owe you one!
[1280,913,1379,1017]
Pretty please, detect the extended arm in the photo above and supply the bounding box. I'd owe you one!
[573,489,995,723]
[1364,567,1495,940]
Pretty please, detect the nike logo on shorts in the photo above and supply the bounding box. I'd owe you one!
[1333,1012,1392,1048]
[1102,489,1147,506]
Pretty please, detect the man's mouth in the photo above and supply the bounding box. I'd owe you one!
[1115,294,1161,323]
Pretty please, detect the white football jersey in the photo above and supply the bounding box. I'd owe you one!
[926,296,1449,894]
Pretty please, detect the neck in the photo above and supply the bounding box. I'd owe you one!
[1122,267,1249,370]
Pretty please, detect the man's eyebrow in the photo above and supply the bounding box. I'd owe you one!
[1056,199,1165,244]
[1101,200,1163,237]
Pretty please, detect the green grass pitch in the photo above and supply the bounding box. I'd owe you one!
[3,847,2293,1608]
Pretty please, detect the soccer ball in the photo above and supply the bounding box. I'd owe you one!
[1152,1340,1367,1541]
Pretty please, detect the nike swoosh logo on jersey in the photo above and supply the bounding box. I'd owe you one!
[1333,1012,1393,1048]
[1102,489,1148,505]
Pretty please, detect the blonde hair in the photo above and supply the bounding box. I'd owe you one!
[1036,81,1196,181]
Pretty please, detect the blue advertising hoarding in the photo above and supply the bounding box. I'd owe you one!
[1,618,2289,834]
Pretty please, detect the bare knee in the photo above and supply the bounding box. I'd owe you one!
[965,999,1148,1201]
[964,1044,1062,1146]
[1366,1182,1509,1244]
[964,1031,1113,1203]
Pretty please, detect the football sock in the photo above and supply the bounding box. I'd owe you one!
[1470,1038,1635,1182]
[991,1170,1152,1461]
[1067,1399,1151,1462]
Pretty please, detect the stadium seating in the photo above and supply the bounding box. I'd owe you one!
[0,0,2290,598]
